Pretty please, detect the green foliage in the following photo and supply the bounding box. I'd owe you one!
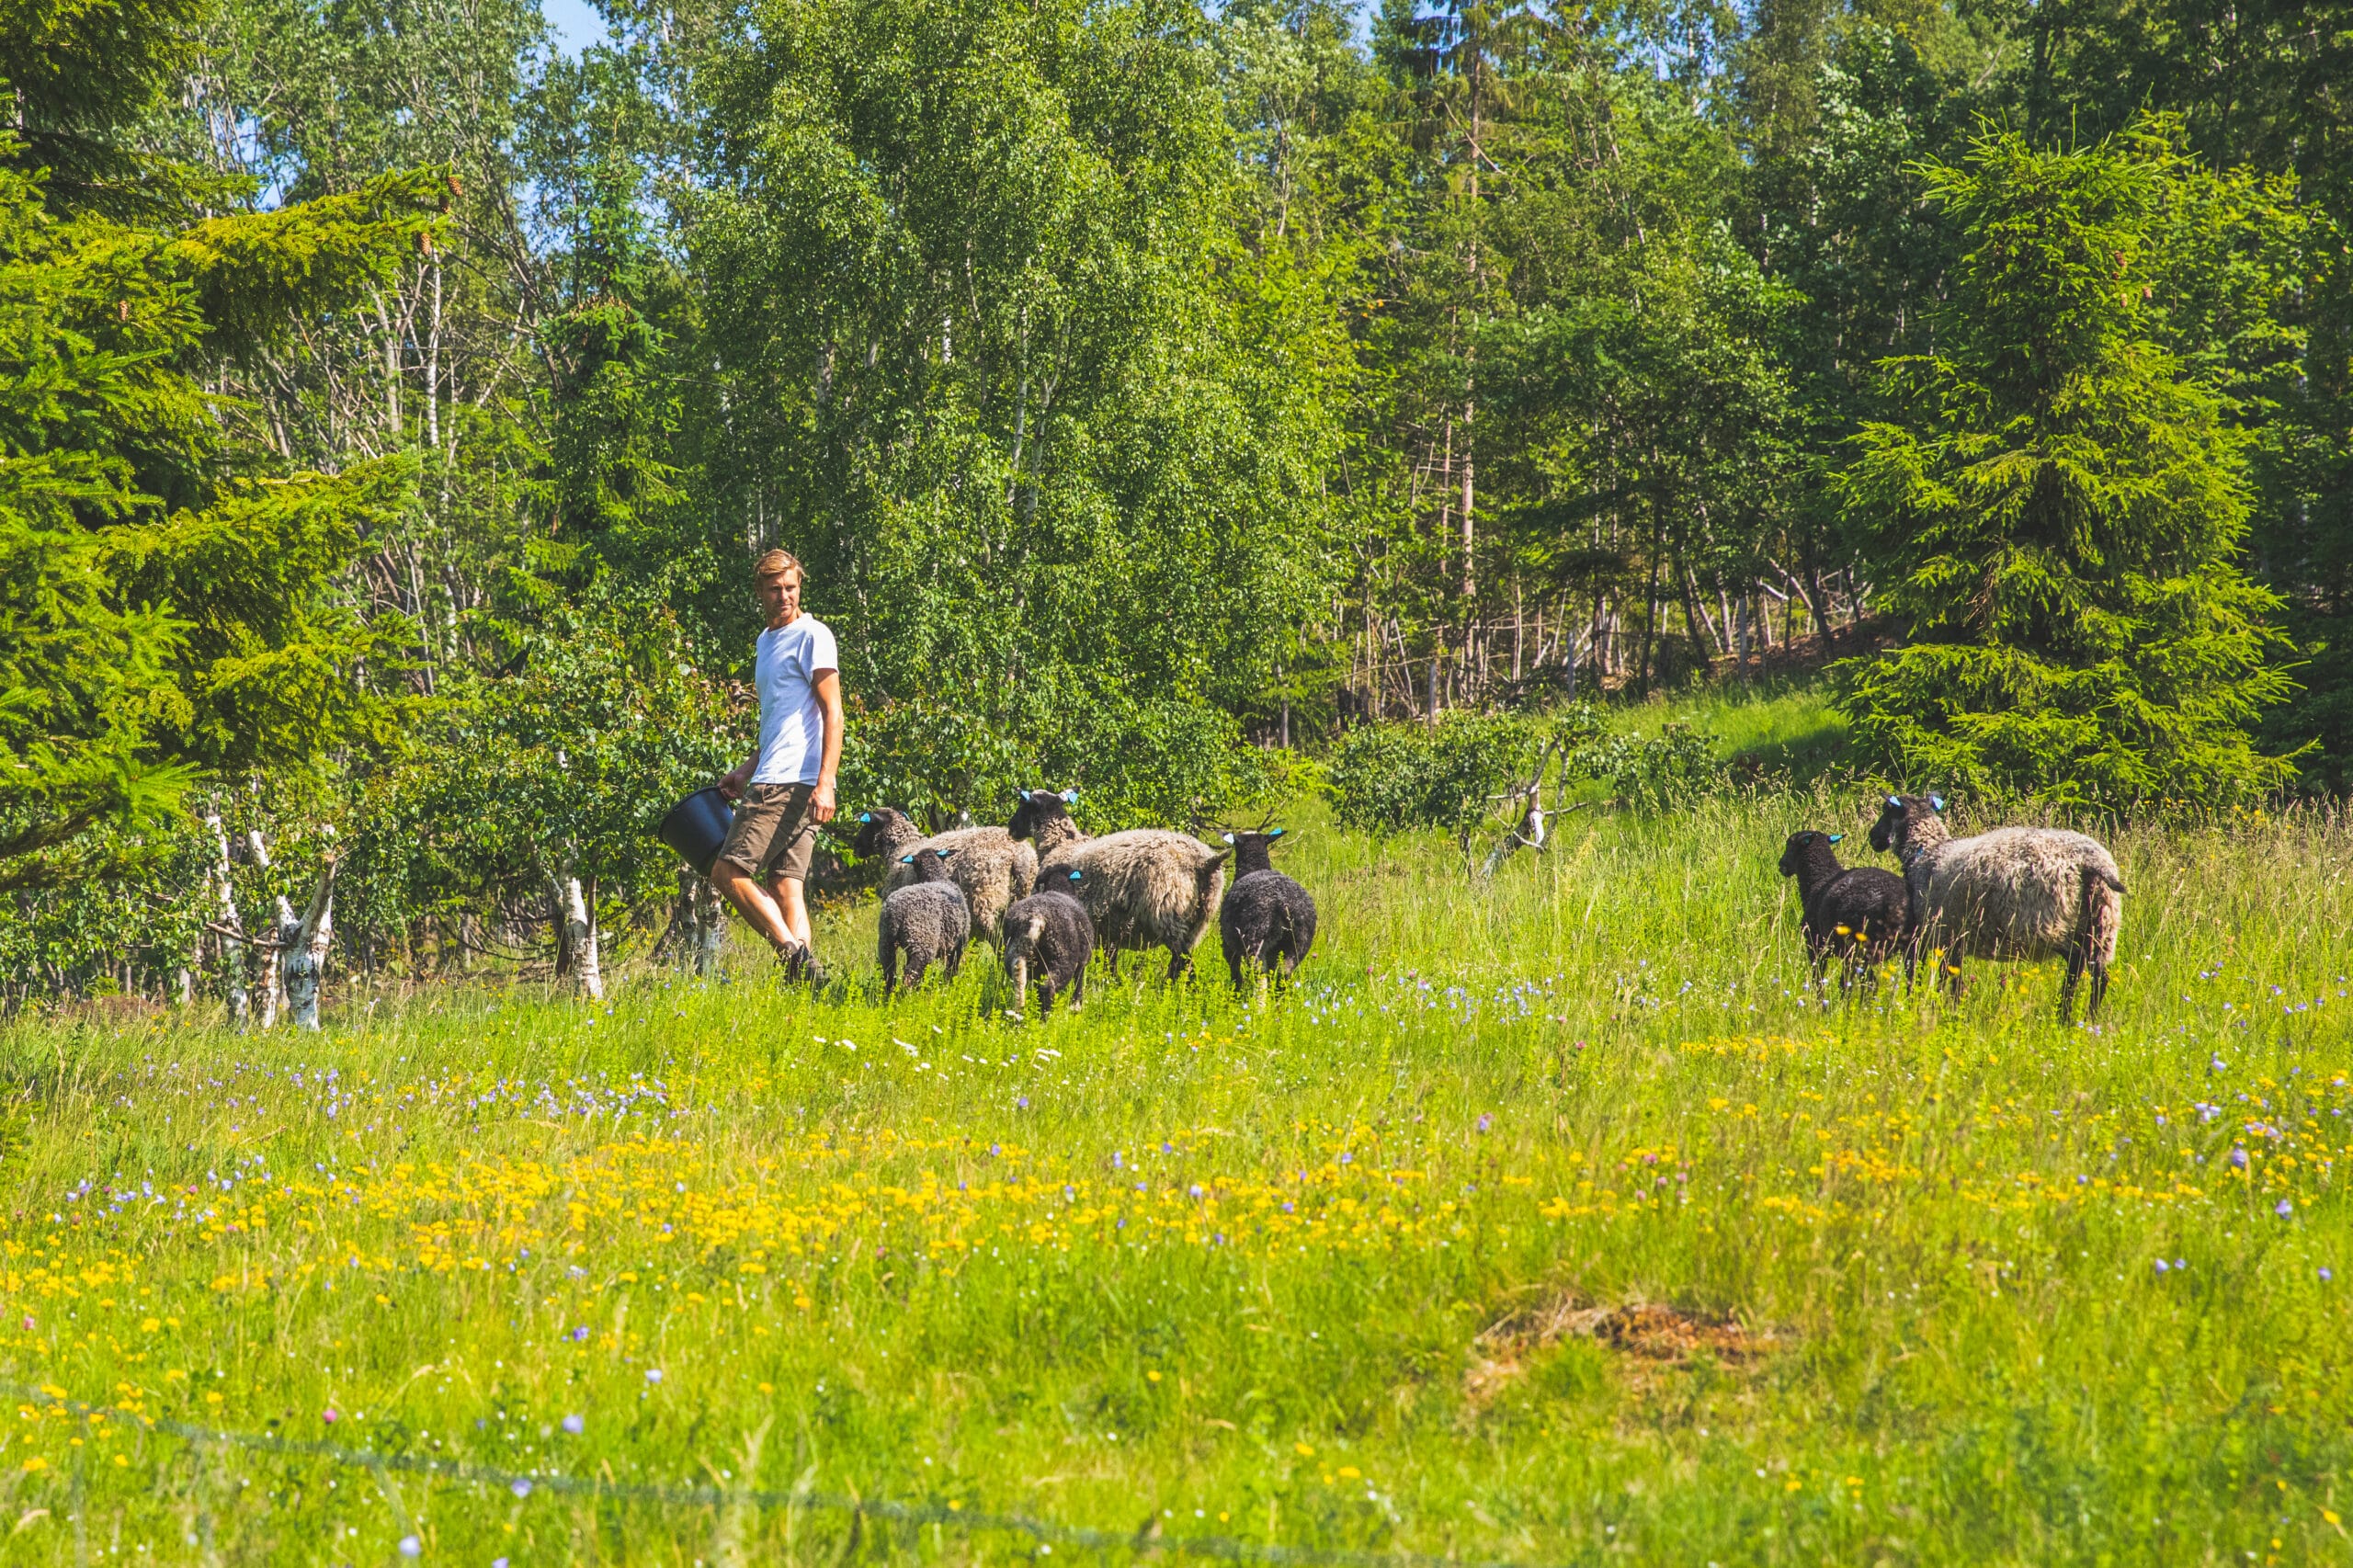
[347,607,742,951]
[688,0,1347,819]
[1329,704,1603,835]
[1836,119,2298,808]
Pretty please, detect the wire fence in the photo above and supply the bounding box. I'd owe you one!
[5,1381,1566,1568]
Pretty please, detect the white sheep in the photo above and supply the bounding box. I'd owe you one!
[1868,793,2126,1020]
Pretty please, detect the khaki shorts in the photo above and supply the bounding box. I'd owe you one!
[716,781,819,882]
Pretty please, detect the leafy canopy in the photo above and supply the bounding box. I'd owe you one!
[1836,118,2298,808]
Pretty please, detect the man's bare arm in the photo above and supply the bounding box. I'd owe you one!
[810,668,843,823]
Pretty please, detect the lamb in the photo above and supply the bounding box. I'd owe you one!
[1218,827,1317,989]
[853,807,1039,948]
[1777,830,1908,990]
[876,847,969,994]
[1868,793,2127,1020]
[1001,870,1095,1018]
[1006,789,1230,980]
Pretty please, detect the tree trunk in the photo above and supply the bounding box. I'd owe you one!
[563,876,603,1001]
[247,829,284,1028]
[282,855,336,1031]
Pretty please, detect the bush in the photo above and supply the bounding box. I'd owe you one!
[1329,707,1605,836]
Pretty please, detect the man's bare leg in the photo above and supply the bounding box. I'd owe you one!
[769,875,813,949]
[711,861,801,954]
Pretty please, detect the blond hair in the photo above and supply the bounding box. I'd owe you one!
[753,548,804,583]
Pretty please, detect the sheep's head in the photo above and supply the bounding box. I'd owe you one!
[1003,911,1050,964]
[1008,788,1078,842]
[1778,830,1841,879]
[897,846,956,884]
[1222,826,1287,875]
[851,808,915,858]
[1868,794,1948,857]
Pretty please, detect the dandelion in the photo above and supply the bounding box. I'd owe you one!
[562,1414,585,1435]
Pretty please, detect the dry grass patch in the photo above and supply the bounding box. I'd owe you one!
[1466,1290,1773,1405]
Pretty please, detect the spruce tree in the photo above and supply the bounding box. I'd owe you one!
[1836,119,2297,807]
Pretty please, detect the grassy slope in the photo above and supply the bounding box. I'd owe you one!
[0,768,2347,1562]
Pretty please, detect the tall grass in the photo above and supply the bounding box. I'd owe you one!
[0,791,2346,1564]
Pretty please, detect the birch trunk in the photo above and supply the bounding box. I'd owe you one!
[563,876,604,1001]
[205,814,250,1024]
[247,829,284,1028]
[281,854,336,1031]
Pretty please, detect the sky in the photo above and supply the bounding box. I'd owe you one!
[541,0,608,55]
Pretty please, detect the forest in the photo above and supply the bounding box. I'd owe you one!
[4,0,2349,1004]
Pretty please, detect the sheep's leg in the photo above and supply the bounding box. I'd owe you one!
[1227,948,1245,992]
[906,958,929,991]
[1039,981,1059,1017]
[2086,956,2109,1017]
[945,942,965,981]
[881,943,900,994]
[1069,965,1086,1013]
[1008,956,1029,1021]
[2060,941,2086,1023]
[1166,946,1193,983]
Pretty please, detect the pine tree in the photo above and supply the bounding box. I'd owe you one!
[1836,119,2298,807]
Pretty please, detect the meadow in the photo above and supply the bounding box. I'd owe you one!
[0,779,2347,1565]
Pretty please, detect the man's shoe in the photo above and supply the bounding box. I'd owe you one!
[800,950,830,990]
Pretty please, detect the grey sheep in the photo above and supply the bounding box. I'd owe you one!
[1218,827,1317,989]
[1869,793,2126,1020]
[853,807,1039,948]
[1001,870,1094,1018]
[877,847,969,994]
[1777,830,1907,990]
[1007,789,1230,980]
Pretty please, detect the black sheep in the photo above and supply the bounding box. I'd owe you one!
[1777,830,1908,989]
[1218,828,1317,989]
[878,847,970,993]
[1001,870,1095,1019]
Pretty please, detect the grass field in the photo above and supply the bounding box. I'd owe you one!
[1,782,2348,1565]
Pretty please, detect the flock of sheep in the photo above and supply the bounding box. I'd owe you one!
[1782,793,2127,1020]
[845,787,2129,1025]
[855,790,1318,1017]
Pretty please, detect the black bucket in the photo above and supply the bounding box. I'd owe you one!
[657,787,736,878]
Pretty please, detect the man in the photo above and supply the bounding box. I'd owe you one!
[712,549,842,985]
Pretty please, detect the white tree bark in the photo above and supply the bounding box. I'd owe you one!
[246,829,286,1028]
[206,814,250,1025]
[692,873,723,976]
[563,876,603,1001]
[281,853,336,1031]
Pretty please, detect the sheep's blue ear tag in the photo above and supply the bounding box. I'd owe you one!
[1222,833,1235,844]
[898,853,915,863]
[1067,869,1083,882]
[1828,833,1843,843]
[859,812,871,824]
[1061,790,1079,804]
[1930,794,1946,812]
[1268,827,1285,838]
[934,848,949,858]
[1886,794,1903,808]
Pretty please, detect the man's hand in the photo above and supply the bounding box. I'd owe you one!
[810,778,837,824]
[716,759,754,802]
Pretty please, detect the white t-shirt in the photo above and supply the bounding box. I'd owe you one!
[752,614,839,786]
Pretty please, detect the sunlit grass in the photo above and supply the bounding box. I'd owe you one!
[0,791,2347,1563]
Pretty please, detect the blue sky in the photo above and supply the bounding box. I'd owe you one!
[541,0,608,54]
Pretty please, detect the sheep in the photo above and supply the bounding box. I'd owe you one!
[1868,793,2126,1020]
[1777,830,1908,991]
[1007,789,1230,981]
[877,847,970,994]
[1001,869,1095,1018]
[853,807,1039,948]
[1218,827,1317,990]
